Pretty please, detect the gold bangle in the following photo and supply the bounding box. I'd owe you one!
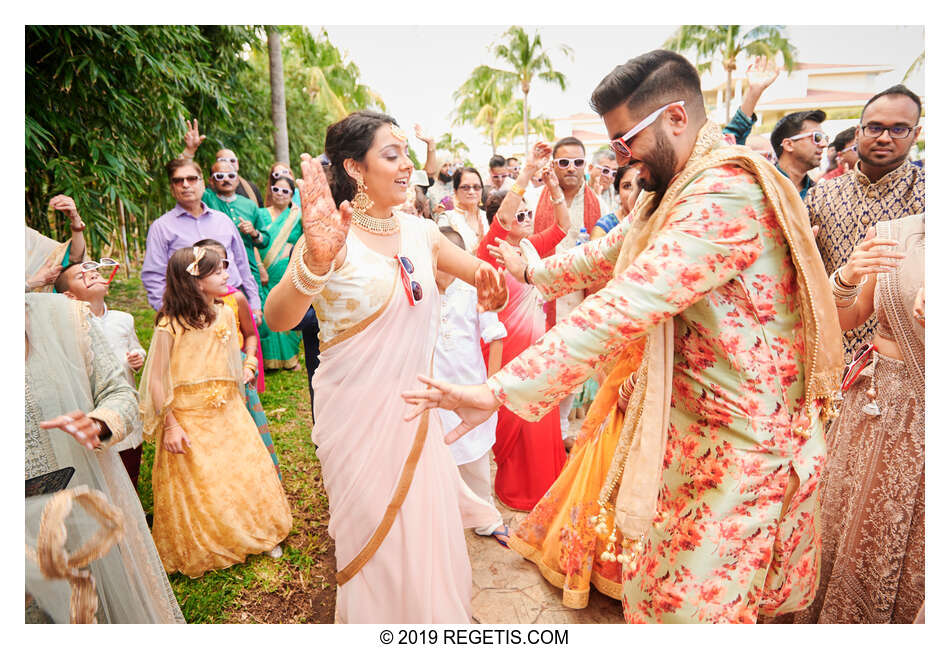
[510,182,526,197]
[290,241,335,296]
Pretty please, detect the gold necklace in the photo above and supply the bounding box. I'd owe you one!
[352,210,400,235]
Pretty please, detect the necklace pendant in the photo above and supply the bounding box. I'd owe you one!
[862,400,882,417]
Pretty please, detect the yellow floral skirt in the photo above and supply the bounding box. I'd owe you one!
[151,381,292,578]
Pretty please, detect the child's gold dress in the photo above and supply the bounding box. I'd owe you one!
[140,304,291,577]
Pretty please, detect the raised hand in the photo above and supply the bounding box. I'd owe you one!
[747,56,780,92]
[840,226,904,285]
[487,240,528,282]
[473,262,508,312]
[540,165,560,194]
[184,118,206,155]
[526,141,552,171]
[401,375,501,443]
[49,194,80,225]
[297,153,352,274]
[414,124,434,146]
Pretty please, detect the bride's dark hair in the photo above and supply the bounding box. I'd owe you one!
[323,110,398,206]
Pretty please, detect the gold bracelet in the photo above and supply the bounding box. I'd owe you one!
[510,182,526,197]
[550,194,565,205]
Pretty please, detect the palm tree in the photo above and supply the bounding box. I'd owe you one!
[435,132,470,161]
[266,26,290,163]
[486,26,572,156]
[664,25,797,118]
[903,50,924,83]
[451,65,514,154]
[495,99,555,146]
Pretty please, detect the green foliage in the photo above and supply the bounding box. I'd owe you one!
[26,26,382,260]
[435,132,471,159]
[664,25,797,115]
[453,27,571,155]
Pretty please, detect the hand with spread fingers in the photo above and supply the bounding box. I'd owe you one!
[297,153,352,274]
[183,118,206,156]
[39,410,107,451]
[487,240,527,282]
[401,375,501,443]
[473,262,507,312]
[840,226,905,285]
[28,259,63,290]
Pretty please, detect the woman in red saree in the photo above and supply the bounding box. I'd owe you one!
[476,143,569,511]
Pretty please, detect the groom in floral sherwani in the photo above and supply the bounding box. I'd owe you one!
[403,49,842,623]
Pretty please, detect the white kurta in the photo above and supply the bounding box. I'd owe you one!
[433,280,507,465]
[92,305,146,451]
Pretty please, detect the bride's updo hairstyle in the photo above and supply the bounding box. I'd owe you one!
[323,110,399,206]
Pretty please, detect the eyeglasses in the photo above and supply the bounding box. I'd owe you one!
[840,144,858,153]
[79,258,120,285]
[859,124,915,139]
[171,175,200,186]
[610,100,685,159]
[515,209,534,223]
[216,157,238,164]
[490,174,507,180]
[458,184,482,193]
[396,255,423,306]
[553,158,586,169]
[271,186,293,196]
[508,166,521,174]
[212,171,238,181]
[787,131,828,145]
[595,165,617,178]
[271,169,291,179]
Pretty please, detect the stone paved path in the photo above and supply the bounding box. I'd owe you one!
[466,420,624,624]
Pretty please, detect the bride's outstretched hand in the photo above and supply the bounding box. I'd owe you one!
[474,262,507,312]
[297,153,351,274]
[402,375,501,443]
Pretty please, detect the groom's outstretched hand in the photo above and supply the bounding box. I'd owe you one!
[402,375,502,444]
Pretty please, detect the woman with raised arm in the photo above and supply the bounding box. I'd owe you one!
[263,110,507,624]
[472,142,570,511]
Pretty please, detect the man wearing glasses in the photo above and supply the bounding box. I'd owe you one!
[807,85,924,362]
[820,127,858,182]
[412,49,841,623]
[488,154,514,192]
[141,159,261,319]
[586,148,618,212]
[202,159,271,317]
[769,109,828,199]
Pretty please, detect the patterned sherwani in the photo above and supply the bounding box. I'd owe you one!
[807,160,924,361]
[487,163,825,623]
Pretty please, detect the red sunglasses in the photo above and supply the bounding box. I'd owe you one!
[396,255,422,306]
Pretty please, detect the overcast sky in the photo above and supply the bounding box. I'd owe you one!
[318,25,924,166]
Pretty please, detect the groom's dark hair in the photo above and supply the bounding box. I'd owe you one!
[590,50,705,121]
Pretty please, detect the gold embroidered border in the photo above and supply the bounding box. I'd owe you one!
[320,270,398,352]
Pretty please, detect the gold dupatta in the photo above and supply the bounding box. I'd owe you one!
[599,121,844,542]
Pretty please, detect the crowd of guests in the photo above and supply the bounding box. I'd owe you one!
[25,48,923,625]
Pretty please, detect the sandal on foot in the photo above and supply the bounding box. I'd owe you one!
[489,525,510,548]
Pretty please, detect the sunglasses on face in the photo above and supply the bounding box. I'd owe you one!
[80,258,120,285]
[217,157,238,164]
[458,184,482,193]
[610,100,685,159]
[515,209,534,223]
[171,175,200,186]
[271,169,291,179]
[554,158,586,169]
[788,131,828,145]
[840,144,858,153]
[396,255,423,306]
[859,124,915,139]
[212,171,238,181]
[271,186,293,196]
[596,165,617,177]
[508,166,520,174]
[491,174,507,180]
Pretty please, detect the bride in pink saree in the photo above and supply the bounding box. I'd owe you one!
[263,111,507,623]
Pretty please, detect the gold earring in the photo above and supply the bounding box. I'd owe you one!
[351,176,374,215]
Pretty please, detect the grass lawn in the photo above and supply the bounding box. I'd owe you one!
[109,273,336,623]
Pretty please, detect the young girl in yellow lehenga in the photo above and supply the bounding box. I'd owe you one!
[508,343,643,609]
[139,246,292,578]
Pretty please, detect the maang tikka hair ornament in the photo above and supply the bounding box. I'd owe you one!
[185,246,206,276]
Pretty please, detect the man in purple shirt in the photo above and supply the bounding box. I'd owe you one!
[141,158,261,315]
